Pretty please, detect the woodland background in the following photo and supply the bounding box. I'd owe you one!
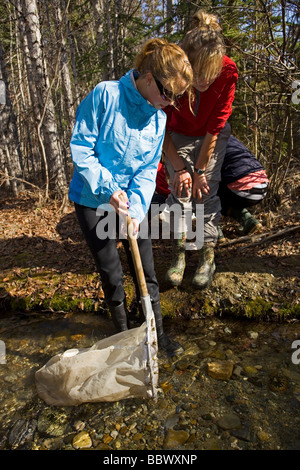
[0,0,299,208]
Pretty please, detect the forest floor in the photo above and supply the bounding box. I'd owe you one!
[0,167,299,322]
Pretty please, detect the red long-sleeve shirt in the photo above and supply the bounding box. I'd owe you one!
[165,56,238,136]
[156,162,170,197]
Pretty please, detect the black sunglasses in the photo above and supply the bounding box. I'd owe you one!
[153,76,184,102]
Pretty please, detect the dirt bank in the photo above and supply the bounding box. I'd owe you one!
[0,163,299,322]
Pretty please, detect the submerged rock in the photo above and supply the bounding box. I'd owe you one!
[72,431,92,449]
[9,419,37,449]
[217,413,242,431]
[163,429,190,449]
[207,360,234,380]
[37,408,69,437]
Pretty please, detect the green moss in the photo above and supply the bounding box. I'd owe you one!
[9,292,95,314]
[217,297,300,321]
[200,297,217,316]
[10,296,37,312]
[241,298,300,321]
[3,267,299,322]
[44,294,95,312]
[243,297,273,319]
[123,278,136,307]
[277,303,300,320]
[160,289,188,318]
[216,297,273,320]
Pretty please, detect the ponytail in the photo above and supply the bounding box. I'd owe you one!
[191,10,222,32]
[135,38,170,73]
[181,9,225,82]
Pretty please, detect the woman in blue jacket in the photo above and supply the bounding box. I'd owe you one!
[69,38,193,356]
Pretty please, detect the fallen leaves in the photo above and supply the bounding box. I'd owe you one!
[0,188,299,317]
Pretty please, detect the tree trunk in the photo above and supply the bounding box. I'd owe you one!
[106,0,114,80]
[54,0,75,133]
[22,0,67,198]
[61,0,81,107]
[0,39,24,196]
[166,0,174,35]
[93,0,108,80]
[113,0,122,79]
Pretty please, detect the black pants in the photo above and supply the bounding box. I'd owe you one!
[75,203,160,307]
[218,182,261,215]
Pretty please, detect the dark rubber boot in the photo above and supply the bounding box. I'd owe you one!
[109,302,129,332]
[152,301,184,357]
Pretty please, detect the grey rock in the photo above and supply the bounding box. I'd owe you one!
[9,419,37,449]
[217,413,242,431]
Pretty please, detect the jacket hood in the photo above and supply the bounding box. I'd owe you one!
[119,70,159,117]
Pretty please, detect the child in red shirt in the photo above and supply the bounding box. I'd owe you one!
[163,9,238,289]
[165,54,237,137]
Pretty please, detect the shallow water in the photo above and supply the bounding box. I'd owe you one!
[0,310,299,450]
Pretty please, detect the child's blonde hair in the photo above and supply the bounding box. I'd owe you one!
[182,10,225,82]
[135,38,194,106]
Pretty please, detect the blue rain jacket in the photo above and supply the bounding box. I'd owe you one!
[69,70,166,223]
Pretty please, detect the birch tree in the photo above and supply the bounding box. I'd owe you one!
[21,0,67,199]
[0,38,23,196]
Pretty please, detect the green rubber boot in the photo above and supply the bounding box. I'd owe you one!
[192,243,216,289]
[165,234,186,286]
[217,225,226,244]
[228,207,262,235]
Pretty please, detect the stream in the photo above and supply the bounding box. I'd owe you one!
[0,310,299,451]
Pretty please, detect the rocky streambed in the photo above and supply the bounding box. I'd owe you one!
[0,310,299,451]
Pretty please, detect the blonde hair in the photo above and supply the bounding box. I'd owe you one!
[182,10,225,82]
[135,38,194,106]
[191,10,222,32]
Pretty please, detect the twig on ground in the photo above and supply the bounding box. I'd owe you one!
[219,225,300,249]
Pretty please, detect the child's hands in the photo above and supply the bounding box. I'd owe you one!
[192,173,210,201]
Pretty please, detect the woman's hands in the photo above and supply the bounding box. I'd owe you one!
[109,190,139,236]
[110,190,129,216]
[128,218,139,237]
